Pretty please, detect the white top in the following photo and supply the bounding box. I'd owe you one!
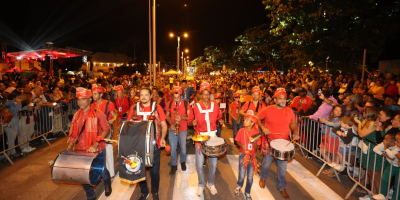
[270,139,295,151]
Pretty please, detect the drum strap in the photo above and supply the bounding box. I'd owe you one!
[136,102,156,120]
[74,122,86,145]
[196,102,214,133]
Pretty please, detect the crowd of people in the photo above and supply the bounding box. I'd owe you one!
[1,67,400,200]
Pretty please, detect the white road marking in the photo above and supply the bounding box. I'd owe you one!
[227,155,276,200]
[98,173,136,200]
[287,159,343,200]
[172,155,204,200]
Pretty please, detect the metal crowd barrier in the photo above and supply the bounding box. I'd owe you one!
[0,100,78,165]
[293,115,400,200]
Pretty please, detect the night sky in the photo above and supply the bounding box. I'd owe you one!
[0,0,269,63]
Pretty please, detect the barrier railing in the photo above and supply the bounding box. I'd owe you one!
[0,100,78,165]
[293,115,400,200]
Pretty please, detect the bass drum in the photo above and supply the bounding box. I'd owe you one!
[52,150,105,185]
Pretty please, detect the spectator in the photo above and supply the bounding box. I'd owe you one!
[290,88,312,114]
[368,80,385,99]
[384,79,398,98]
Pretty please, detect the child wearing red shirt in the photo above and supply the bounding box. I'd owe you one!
[234,112,261,200]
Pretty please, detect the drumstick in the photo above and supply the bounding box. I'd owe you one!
[285,140,294,147]
[96,137,118,143]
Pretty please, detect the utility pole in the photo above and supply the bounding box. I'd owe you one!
[148,0,152,86]
[152,0,156,85]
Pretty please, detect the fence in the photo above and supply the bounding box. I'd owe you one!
[0,100,78,165]
[294,116,400,200]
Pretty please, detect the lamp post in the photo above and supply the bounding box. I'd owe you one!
[170,33,188,72]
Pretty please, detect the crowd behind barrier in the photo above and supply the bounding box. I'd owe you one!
[1,67,400,200]
[0,100,78,165]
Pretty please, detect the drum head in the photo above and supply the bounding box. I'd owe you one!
[206,137,225,146]
[270,139,295,151]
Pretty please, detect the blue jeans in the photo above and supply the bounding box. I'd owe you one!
[260,153,287,190]
[139,146,160,194]
[169,130,187,166]
[83,150,111,199]
[196,146,218,187]
[232,118,242,140]
[217,126,222,137]
[238,153,254,194]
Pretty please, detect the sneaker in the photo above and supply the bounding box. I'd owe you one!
[359,194,371,200]
[21,148,32,153]
[328,162,337,167]
[333,164,345,172]
[372,194,385,200]
[181,162,187,171]
[207,183,218,195]
[354,167,360,177]
[152,193,159,200]
[244,193,252,200]
[138,193,149,200]
[169,166,177,175]
[196,187,204,196]
[28,146,36,151]
[234,186,241,195]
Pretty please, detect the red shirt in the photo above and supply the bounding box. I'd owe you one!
[290,96,312,113]
[235,128,259,154]
[115,96,133,117]
[127,103,167,123]
[166,100,192,131]
[91,100,116,120]
[229,101,241,118]
[257,106,295,141]
[188,101,222,132]
[240,101,265,115]
[75,110,110,151]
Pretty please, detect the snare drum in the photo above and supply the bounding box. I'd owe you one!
[270,139,295,161]
[201,137,226,157]
[52,150,105,185]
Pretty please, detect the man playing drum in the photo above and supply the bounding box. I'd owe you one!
[166,86,192,175]
[188,82,224,196]
[257,88,300,200]
[91,84,118,178]
[67,87,112,200]
[126,88,168,200]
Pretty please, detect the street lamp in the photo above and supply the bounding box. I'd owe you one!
[170,32,188,72]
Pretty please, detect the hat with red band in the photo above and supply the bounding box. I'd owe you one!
[115,85,124,92]
[252,86,262,95]
[244,110,259,131]
[92,84,105,93]
[233,92,240,98]
[214,93,222,99]
[273,88,287,98]
[199,82,211,94]
[76,87,92,98]
[173,86,182,95]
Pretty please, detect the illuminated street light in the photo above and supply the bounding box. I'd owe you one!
[185,49,189,53]
[169,33,174,37]
[184,33,188,38]
[170,32,189,72]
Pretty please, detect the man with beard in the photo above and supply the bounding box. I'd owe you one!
[67,88,112,200]
[188,82,223,196]
[91,84,118,178]
[126,88,168,200]
[257,88,300,200]
[289,87,312,114]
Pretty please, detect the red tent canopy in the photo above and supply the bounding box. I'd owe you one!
[0,66,22,73]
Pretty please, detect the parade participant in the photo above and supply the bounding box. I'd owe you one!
[114,85,132,126]
[289,87,312,114]
[91,84,118,178]
[220,84,231,124]
[67,87,112,200]
[234,111,261,200]
[126,88,168,200]
[240,87,252,103]
[188,82,223,196]
[165,86,191,175]
[239,86,265,117]
[181,80,196,102]
[257,88,300,200]
[214,93,225,137]
[129,87,139,104]
[229,92,242,143]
